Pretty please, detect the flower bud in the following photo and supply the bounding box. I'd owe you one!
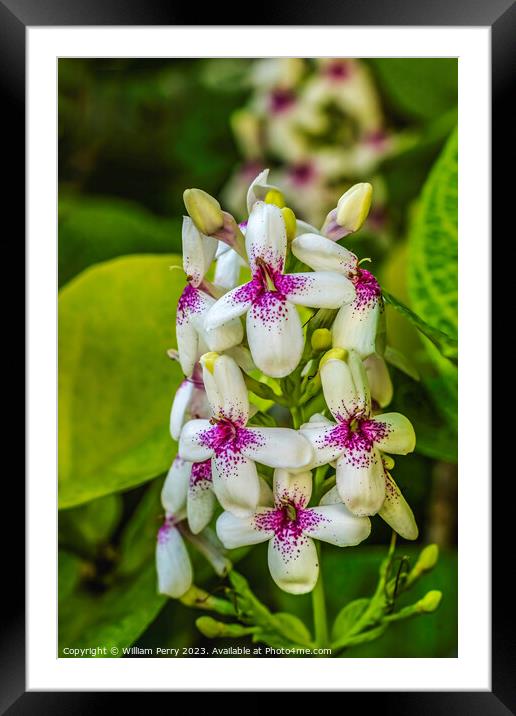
[311,328,332,352]
[417,590,442,613]
[264,188,286,208]
[281,207,297,241]
[416,544,439,572]
[336,183,373,233]
[183,188,224,236]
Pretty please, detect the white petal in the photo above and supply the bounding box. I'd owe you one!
[182,216,218,287]
[303,504,371,546]
[299,423,344,467]
[245,201,287,274]
[291,233,357,274]
[320,350,370,419]
[258,475,274,506]
[379,471,418,540]
[225,345,256,374]
[370,413,416,454]
[178,419,214,462]
[156,523,192,598]
[241,427,313,470]
[187,477,216,535]
[268,535,319,595]
[273,469,312,507]
[336,447,385,516]
[300,412,333,429]
[246,168,275,213]
[246,297,303,378]
[319,484,340,506]
[201,353,249,425]
[170,380,195,441]
[364,353,393,408]
[204,282,256,330]
[214,247,244,289]
[161,456,192,514]
[281,271,355,309]
[216,508,274,548]
[176,317,199,377]
[332,296,381,359]
[212,453,261,517]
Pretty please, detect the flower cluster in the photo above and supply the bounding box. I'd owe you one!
[222,58,404,228]
[157,170,417,598]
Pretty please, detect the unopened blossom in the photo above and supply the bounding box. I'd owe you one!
[156,508,192,599]
[320,182,373,240]
[291,231,384,358]
[217,468,370,594]
[179,353,313,516]
[301,349,415,516]
[169,362,211,441]
[205,199,355,377]
[162,455,216,535]
[320,456,418,541]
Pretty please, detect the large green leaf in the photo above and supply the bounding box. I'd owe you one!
[58,254,184,508]
[408,128,458,428]
[369,59,457,121]
[59,196,182,287]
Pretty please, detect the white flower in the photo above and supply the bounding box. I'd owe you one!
[176,283,243,377]
[216,468,370,595]
[179,353,313,517]
[213,241,246,290]
[181,216,218,288]
[321,457,418,541]
[301,349,415,516]
[364,353,393,409]
[204,201,355,378]
[162,455,216,535]
[156,508,192,599]
[291,233,383,359]
[169,363,211,441]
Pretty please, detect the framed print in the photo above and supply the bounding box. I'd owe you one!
[4,0,511,710]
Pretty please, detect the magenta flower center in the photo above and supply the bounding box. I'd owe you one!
[255,499,323,545]
[200,418,263,457]
[190,459,212,487]
[177,283,203,325]
[288,161,317,186]
[324,415,389,456]
[352,268,382,309]
[269,88,296,114]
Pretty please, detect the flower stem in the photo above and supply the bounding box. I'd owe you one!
[312,544,329,648]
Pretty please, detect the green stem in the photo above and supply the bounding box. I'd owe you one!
[312,544,329,648]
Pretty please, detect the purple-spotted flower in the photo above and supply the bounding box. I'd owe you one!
[301,349,415,516]
[179,353,313,517]
[156,509,192,599]
[216,468,371,594]
[204,201,355,378]
[162,455,216,535]
[170,362,211,441]
[291,231,384,358]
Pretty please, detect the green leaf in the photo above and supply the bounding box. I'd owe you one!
[369,59,457,121]
[59,563,166,656]
[383,290,457,363]
[58,254,183,509]
[117,478,164,577]
[331,598,370,642]
[59,493,123,554]
[272,613,312,646]
[59,196,182,287]
[58,550,82,601]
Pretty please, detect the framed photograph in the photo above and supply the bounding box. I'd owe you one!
[5,0,510,709]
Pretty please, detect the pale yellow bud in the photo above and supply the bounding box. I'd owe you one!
[319,347,348,370]
[199,351,220,374]
[264,189,286,208]
[336,182,373,233]
[281,207,297,241]
[311,328,333,352]
[183,188,224,235]
[417,590,442,614]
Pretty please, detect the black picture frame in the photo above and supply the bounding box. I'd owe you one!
[5,0,510,711]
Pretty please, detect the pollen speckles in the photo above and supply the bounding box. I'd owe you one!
[200,420,264,459]
[190,459,212,489]
[254,501,326,560]
[157,517,175,544]
[319,416,390,463]
[352,268,382,312]
[177,284,204,325]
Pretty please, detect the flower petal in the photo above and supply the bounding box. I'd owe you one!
[201,353,249,425]
[156,522,192,598]
[176,317,199,377]
[245,201,287,274]
[268,535,319,595]
[320,350,370,419]
[379,471,418,540]
[299,423,344,467]
[364,353,393,408]
[336,446,385,516]
[179,419,214,462]
[242,427,313,470]
[246,297,303,377]
[273,469,312,507]
[161,456,191,514]
[214,246,245,290]
[212,453,261,517]
[182,216,218,287]
[169,380,195,441]
[204,281,258,330]
[303,504,371,546]
[280,271,355,309]
[332,295,381,359]
[187,477,216,535]
[369,413,416,454]
[246,168,273,213]
[216,508,274,548]
[291,233,357,274]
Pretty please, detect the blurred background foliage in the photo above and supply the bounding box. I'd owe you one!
[58,58,458,658]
